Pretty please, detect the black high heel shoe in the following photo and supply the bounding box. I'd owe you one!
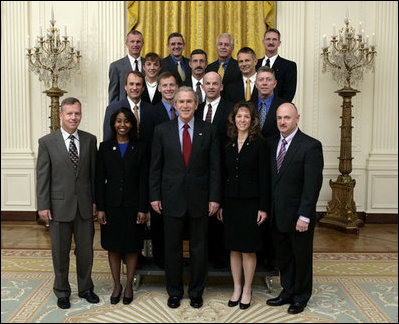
[228,290,242,307]
[239,291,252,309]
[123,286,134,305]
[110,284,122,304]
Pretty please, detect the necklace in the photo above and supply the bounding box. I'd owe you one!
[146,80,157,88]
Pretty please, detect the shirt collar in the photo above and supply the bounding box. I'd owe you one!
[280,127,298,144]
[61,127,79,141]
[258,94,274,109]
[127,97,141,110]
[206,96,221,109]
[264,54,278,67]
[243,72,257,83]
[192,76,204,86]
[178,116,195,129]
[170,55,185,66]
[218,57,231,66]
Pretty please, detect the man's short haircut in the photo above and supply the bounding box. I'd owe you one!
[144,52,161,64]
[264,28,281,40]
[237,47,257,59]
[256,66,276,78]
[168,32,184,44]
[158,71,178,85]
[216,33,234,48]
[174,86,198,104]
[125,71,145,86]
[60,97,81,112]
[126,29,144,43]
[190,49,207,61]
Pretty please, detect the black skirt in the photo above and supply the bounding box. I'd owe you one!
[223,197,262,253]
[100,207,144,253]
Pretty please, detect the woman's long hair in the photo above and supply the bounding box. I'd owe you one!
[109,107,138,142]
[226,101,262,143]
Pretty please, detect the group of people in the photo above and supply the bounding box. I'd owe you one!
[36,28,324,315]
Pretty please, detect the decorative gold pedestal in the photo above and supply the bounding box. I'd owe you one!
[43,87,67,132]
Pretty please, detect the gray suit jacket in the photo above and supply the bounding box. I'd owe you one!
[37,129,97,222]
[108,55,145,104]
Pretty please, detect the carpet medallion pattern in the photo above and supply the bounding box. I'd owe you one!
[1,249,397,323]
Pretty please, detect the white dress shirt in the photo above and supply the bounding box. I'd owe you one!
[128,53,142,72]
[203,96,221,123]
[61,127,80,156]
[243,73,257,96]
[262,54,278,68]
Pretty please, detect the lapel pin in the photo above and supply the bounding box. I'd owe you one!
[113,146,116,150]
[199,133,203,136]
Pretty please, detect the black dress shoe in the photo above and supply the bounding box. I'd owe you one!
[110,284,122,304]
[266,295,292,306]
[167,296,181,308]
[190,296,203,308]
[288,302,306,314]
[239,291,252,309]
[123,295,133,305]
[57,297,70,309]
[78,290,100,303]
[228,299,240,307]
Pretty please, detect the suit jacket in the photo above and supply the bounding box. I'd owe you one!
[108,55,145,104]
[267,129,323,232]
[222,137,268,211]
[103,98,156,147]
[160,55,191,85]
[194,98,233,146]
[37,129,97,222]
[224,78,258,105]
[141,83,162,105]
[256,55,297,102]
[95,139,148,212]
[258,95,287,139]
[206,58,241,88]
[149,118,221,218]
[152,101,173,126]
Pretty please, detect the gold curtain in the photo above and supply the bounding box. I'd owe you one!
[127,1,275,62]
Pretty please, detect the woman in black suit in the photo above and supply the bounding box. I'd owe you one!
[217,101,268,309]
[96,107,148,305]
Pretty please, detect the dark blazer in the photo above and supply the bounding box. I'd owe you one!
[267,129,324,232]
[206,58,241,88]
[256,55,297,102]
[258,95,287,139]
[224,78,258,105]
[141,83,162,105]
[152,101,173,126]
[37,129,97,222]
[95,139,148,212]
[195,98,233,146]
[149,118,221,218]
[160,55,191,85]
[108,55,145,104]
[103,99,156,147]
[222,137,268,211]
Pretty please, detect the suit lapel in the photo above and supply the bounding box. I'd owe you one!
[76,130,87,176]
[54,129,77,174]
[188,119,204,169]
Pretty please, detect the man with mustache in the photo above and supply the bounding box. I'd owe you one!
[256,28,297,102]
[183,49,208,104]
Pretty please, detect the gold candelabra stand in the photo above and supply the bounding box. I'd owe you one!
[319,16,376,234]
[26,12,81,132]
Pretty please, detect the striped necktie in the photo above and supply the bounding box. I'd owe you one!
[69,135,79,171]
[177,60,186,82]
[276,139,287,173]
[218,62,225,79]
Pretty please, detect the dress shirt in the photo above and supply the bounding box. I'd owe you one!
[262,54,278,68]
[128,54,142,72]
[277,127,309,223]
[61,127,80,156]
[178,117,194,152]
[146,80,158,102]
[170,55,187,75]
[127,97,141,122]
[192,76,205,101]
[203,96,221,122]
[258,94,274,116]
[161,99,179,120]
[243,73,257,97]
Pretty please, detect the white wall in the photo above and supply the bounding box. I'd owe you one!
[1,1,397,216]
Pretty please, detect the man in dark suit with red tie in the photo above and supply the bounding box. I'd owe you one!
[160,32,191,85]
[266,103,323,314]
[206,33,241,94]
[256,28,297,102]
[150,86,221,309]
[108,30,145,104]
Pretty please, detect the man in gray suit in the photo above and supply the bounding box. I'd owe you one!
[108,30,145,104]
[37,97,99,309]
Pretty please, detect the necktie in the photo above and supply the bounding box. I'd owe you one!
[170,106,176,119]
[196,81,203,103]
[276,138,287,173]
[245,78,251,101]
[182,123,191,167]
[134,59,139,71]
[133,104,140,130]
[266,58,270,67]
[259,101,267,129]
[205,103,212,123]
[69,135,79,171]
[177,60,186,82]
[218,62,225,79]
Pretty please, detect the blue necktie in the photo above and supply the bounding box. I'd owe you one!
[259,102,267,129]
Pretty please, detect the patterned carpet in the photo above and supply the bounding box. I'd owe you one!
[1,249,397,323]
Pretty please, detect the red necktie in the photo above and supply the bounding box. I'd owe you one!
[182,123,191,167]
[205,103,212,123]
[170,106,176,119]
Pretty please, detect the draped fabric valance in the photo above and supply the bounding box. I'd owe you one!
[127,1,275,62]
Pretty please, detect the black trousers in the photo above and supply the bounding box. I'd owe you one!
[163,213,208,299]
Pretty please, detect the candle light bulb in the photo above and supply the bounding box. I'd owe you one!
[322,34,328,49]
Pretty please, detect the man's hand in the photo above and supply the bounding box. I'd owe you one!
[208,202,220,216]
[217,208,223,222]
[151,201,162,214]
[257,210,267,226]
[296,218,309,232]
[137,212,147,224]
[38,209,52,221]
[97,211,106,225]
